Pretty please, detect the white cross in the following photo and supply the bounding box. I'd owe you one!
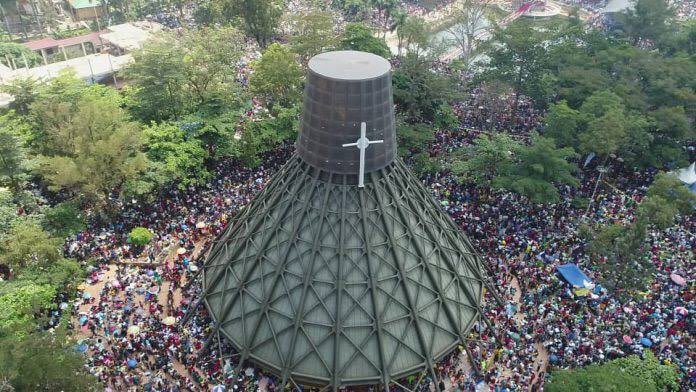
[342,122,383,188]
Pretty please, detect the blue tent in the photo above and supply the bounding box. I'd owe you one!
[556,264,593,288]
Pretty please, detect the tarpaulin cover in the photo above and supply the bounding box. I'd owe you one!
[557,264,593,288]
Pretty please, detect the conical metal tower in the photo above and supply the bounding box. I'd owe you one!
[202,51,490,390]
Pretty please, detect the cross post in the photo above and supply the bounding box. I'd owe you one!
[342,122,383,188]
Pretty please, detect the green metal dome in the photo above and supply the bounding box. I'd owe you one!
[200,51,488,390]
[203,156,485,388]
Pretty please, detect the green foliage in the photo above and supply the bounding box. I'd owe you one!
[396,120,436,155]
[395,15,430,57]
[0,122,29,193]
[142,122,210,188]
[452,133,578,203]
[229,0,283,47]
[451,132,520,187]
[482,18,553,110]
[393,53,457,123]
[250,43,304,109]
[0,43,42,68]
[0,282,55,336]
[0,191,21,238]
[410,152,440,177]
[289,10,337,62]
[334,0,371,20]
[128,227,153,246]
[0,328,99,391]
[339,23,391,58]
[125,27,246,123]
[434,104,460,131]
[547,351,679,392]
[32,77,149,208]
[495,135,579,203]
[587,173,694,294]
[237,107,299,166]
[51,27,90,39]
[42,201,86,239]
[123,39,188,122]
[638,172,696,228]
[0,219,62,272]
[0,78,39,115]
[618,0,676,46]
[543,100,583,148]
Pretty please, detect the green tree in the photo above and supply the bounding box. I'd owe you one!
[33,84,150,208]
[434,104,460,131]
[42,201,86,239]
[494,135,579,203]
[0,191,21,238]
[289,10,337,63]
[445,0,492,64]
[451,132,520,187]
[142,122,209,188]
[587,173,695,294]
[392,52,457,123]
[483,18,553,114]
[639,172,696,227]
[128,227,153,246]
[0,282,56,335]
[339,23,391,58]
[249,43,303,109]
[124,39,188,122]
[619,0,676,46]
[0,126,29,194]
[396,15,430,57]
[396,120,436,156]
[579,108,626,157]
[0,329,99,391]
[0,43,42,69]
[237,106,299,166]
[0,220,62,272]
[543,100,584,148]
[0,78,38,115]
[547,351,678,392]
[230,0,283,48]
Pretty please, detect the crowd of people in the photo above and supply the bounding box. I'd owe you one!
[64,86,694,391]
[56,1,695,391]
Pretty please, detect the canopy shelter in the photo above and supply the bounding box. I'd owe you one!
[198,51,494,390]
[556,264,593,288]
[676,162,696,185]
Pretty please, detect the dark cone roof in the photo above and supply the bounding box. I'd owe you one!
[203,156,485,388]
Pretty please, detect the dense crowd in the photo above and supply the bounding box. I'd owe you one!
[65,85,694,391]
[57,1,695,391]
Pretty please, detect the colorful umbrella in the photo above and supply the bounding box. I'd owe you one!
[148,286,160,295]
[177,247,187,255]
[75,343,89,353]
[162,316,176,326]
[82,292,92,300]
[675,306,688,316]
[127,359,138,368]
[670,273,686,286]
[640,337,653,347]
[127,325,140,335]
[622,335,632,344]
[196,222,206,229]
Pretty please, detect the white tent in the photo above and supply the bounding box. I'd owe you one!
[676,162,696,185]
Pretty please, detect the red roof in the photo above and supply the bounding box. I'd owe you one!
[24,31,104,51]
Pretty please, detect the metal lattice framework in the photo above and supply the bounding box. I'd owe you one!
[201,154,490,389]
